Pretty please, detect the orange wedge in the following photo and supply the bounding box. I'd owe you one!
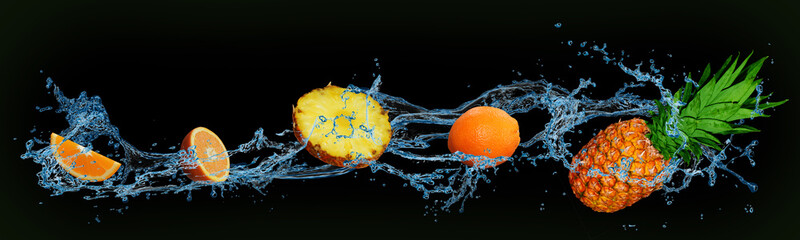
[180,127,230,182]
[50,133,122,182]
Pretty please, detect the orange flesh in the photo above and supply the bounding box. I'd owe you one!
[50,133,121,181]
[181,127,230,182]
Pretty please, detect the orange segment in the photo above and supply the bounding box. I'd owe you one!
[50,133,121,182]
[180,127,230,182]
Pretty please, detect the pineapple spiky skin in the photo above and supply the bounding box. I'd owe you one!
[568,53,787,213]
[292,84,392,168]
[569,118,669,213]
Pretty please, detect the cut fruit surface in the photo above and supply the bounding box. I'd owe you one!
[50,133,121,182]
[180,127,230,182]
[293,84,392,168]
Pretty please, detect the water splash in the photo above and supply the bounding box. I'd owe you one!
[744,204,754,214]
[622,224,639,231]
[21,43,774,214]
[567,41,767,197]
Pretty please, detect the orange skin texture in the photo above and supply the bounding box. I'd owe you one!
[447,106,520,168]
[180,127,230,182]
[568,118,669,213]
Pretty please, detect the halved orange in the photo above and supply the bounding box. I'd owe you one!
[180,127,230,182]
[50,133,122,181]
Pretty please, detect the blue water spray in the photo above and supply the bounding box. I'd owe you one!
[21,43,770,214]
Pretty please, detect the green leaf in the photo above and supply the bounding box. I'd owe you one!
[699,64,712,86]
[654,53,788,166]
[743,56,767,82]
[717,53,750,92]
[689,130,722,150]
[690,129,720,143]
[687,140,704,158]
[720,124,760,135]
[699,102,741,121]
[696,137,723,151]
[698,77,717,108]
[714,78,759,105]
[712,55,733,83]
[680,149,693,165]
[679,117,698,134]
[696,118,735,134]
[757,99,789,110]
[742,94,771,108]
[681,99,699,118]
[740,79,761,104]
[682,81,694,103]
[725,108,766,121]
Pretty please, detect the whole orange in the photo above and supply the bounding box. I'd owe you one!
[447,106,520,168]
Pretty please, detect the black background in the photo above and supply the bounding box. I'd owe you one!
[2,0,799,239]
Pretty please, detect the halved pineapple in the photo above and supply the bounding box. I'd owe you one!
[292,83,392,168]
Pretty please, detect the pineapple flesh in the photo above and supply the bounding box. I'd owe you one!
[293,84,392,168]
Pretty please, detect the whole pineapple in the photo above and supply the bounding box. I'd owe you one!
[569,54,787,213]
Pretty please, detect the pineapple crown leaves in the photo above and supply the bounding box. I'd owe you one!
[647,52,788,165]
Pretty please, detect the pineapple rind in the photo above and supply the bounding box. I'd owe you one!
[569,118,667,213]
[571,54,787,213]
